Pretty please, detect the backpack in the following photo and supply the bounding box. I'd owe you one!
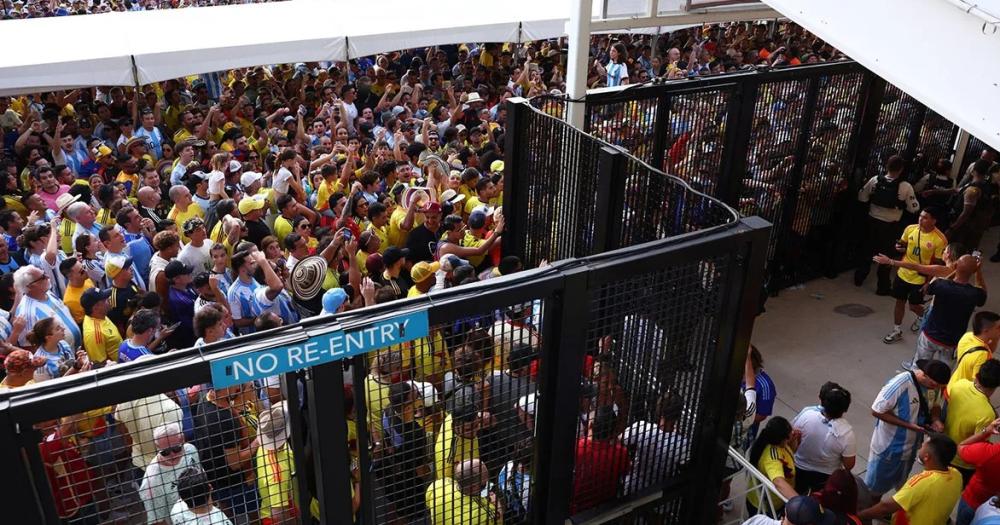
[869,174,904,209]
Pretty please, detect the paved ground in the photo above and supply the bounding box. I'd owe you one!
[748,227,1000,517]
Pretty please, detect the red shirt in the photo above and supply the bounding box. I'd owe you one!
[960,442,1000,508]
[570,437,631,514]
[40,430,95,518]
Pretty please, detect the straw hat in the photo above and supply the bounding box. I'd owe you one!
[402,187,431,211]
[259,403,289,451]
[290,256,327,300]
[55,193,81,216]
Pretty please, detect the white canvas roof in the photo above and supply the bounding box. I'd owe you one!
[0,0,569,96]
[762,0,1000,151]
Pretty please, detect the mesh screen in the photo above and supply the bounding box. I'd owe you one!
[569,253,731,519]
[360,300,543,524]
[736,79,810,266]
[662,88,732,197]
[961,135,992,176]
[529,95,567,121]
[35,379,298,525]
[865,83,920,177]
[516,108,602,267]
[586,96,661,164]
[916,109,956,170]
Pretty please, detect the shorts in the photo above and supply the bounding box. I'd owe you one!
[914,332,956,366]
[865,448,916,494]
[892,275,925,305]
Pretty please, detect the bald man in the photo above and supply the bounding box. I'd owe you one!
[913,254,988,367]
[426,459,502,524]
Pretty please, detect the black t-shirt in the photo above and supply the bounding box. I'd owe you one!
[405,224,440,264]
[245,219,272,248]
[107,283,139,333]
[924,279,987,345]
[371,272,411,301]
[193,397,243,490]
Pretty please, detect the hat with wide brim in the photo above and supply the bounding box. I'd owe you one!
[402,187,431,211]
[124,136,147,151]
[55,193,82,216]
[290,256,327,300]
[439,189,465,206]
[259,403,289,451]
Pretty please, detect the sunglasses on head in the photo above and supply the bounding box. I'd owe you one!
[158,445,183,457]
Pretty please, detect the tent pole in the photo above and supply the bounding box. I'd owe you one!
[566,0,593,131]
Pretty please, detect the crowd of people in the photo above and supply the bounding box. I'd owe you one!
[0,8,981,524]
[1,0,282,19]
[738,150,1000,525]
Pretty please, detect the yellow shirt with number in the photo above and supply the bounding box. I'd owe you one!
[747,444,794,511]
[945,379,997,469]
[948,332,992,394]
[897,224,947,285]
[891,467,962,525]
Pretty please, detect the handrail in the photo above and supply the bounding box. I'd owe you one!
[726,446,788,504]
[719,446,789,525]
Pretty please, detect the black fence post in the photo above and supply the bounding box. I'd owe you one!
[849,72,887,185]
[283,371,314,522]
[593,145,627,252]
[305,363,354,525]
[689,217,771,523]
[650,93,671,172]
[718,77,760,206]
[0,401,45,525]
[503,98,529,261]
[532,268,589,523]
[351,356,376,525]
[903,103,928,168]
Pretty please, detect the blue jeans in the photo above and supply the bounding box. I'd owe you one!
[956,498,976,525]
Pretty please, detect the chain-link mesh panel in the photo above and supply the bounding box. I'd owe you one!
[617,155,741,247]
[736,79,810,267]
[586,96,660,164]
[569,254,731,519]
[35,380,298,525]
[916,109,956,170]
[663,88,731,197]
[516,107,602,267]
[865,83,920,177]
[961,135,992,176]
[361,300,543,524]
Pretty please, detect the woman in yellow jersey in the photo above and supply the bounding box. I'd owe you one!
[747,416,799,515]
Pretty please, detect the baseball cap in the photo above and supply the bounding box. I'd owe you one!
[784,495,836,525]
[240,171,263,188]
[238,195,267,215]
[440,254,469,272]
[423,201,442,214]
[183,216,205,236]
[490,160,505,173]
[93,144,113,159]
[322,288,349,314]
[410,261,441,284]
[916,359,951,385]
[3,349,47,375]
[105,255,134,280]
[228,160,242,173]
[79,287,112,315]
[468,210,487,229]
[164,260,194,280]
[382,247,409,267]
[365,253,385,276]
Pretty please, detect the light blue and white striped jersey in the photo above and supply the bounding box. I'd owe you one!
[0,309,12,341]
[72,222,103,252]
[227,277,262,335]
[15,294,81,349]
[33,341,75,382]
[870,371,925,457]
[29,251,68,298]
[254,288,299,325]
[133,126,164,159]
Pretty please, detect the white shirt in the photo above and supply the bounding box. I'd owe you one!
[619,421,690,494]
[139,443,201,523]
[115,393,183,469]
[207,170,226,198]
[792,406,856,474]
[272,167,293,195]
[974,496,1000,523]
[858,174,920,223]
[169,500,234,525]
[178,241,213,274]
[741,516,781,525]
[149,254,171,290]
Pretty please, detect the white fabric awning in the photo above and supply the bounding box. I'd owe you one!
[761,0,1000,152]
[0,0,570,96]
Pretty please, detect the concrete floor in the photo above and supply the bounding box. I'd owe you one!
[750,227,1000,507]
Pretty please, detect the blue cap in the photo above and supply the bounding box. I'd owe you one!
[784,495,835,525]
[322,288,349,314]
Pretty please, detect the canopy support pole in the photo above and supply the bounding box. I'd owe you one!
[566,0,593,131]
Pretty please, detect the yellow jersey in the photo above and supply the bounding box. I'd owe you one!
[63,280,94,323]
[945,379,997,469]
[274,215,294,246]
[433,414,480,481]
[949,332,992,394]
[255,445,297,519]
[425,478,498,525]
[748,444,794,511]
[891,468,962,525]
[168,203,205,243]
[83,315,122,365]
[897,224,947,285]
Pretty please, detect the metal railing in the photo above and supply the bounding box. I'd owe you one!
[719,446,789,525]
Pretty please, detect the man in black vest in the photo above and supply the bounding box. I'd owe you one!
[855,155,920,295]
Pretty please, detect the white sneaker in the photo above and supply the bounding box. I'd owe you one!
[910,317,923,333]
[883,328,903,344]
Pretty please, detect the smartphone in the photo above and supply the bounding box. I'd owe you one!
[166,322,182,332]
[342,230,352,241]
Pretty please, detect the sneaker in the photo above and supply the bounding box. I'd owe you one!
[910,317,923,333]
[883,328,903,344]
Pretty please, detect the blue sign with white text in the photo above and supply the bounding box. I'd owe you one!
[210,310,429,388]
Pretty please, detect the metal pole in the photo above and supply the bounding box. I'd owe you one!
[566,0,593,131]
[951,129,971,181]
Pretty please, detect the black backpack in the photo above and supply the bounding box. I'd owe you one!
[869,175,904,209]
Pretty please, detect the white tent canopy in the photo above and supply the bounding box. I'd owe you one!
[0,0,569,96]
[761,0,1000,152]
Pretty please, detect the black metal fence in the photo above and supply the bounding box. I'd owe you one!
[0,213,768,524]
[520,61,973,291]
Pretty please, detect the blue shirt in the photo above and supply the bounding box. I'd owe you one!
[227,277,262,335]
[133,126,164,159]
[34,341,75,381]
[606,62,628,87]
[744,370,777,441]
[118,340,151,363]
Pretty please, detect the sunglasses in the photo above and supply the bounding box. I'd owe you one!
[30,274,50,285]
[158,445,184,457]
[298,224,312,229]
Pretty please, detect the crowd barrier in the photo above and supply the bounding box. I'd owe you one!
[518,61,981,292]
[2,202,768,523]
